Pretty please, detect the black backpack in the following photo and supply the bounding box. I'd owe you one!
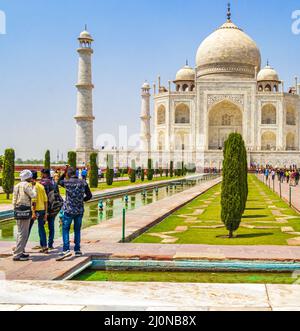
[48,190,64,217]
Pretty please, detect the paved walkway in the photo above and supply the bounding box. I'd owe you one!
[1,243,300,281]
[0,281,299,311]
[0,204,12,213]
[257,173,300,212]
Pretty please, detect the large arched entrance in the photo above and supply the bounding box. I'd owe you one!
[208,100,243,150]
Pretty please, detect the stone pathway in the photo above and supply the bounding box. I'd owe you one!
[256,174,300,245]
[0,281,299,311]
[1,243,300,281]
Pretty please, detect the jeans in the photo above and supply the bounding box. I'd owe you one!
[29,214,55,248]
[37,211,47,248]
[62,213,83,252]
[47,216,55,248]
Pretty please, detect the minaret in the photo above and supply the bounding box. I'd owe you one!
[140,82,151,155]
[74,27,95,166]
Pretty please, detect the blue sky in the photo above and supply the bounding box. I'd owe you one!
[0,0,299,160]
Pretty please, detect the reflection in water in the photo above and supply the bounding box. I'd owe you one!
[0,180,199,242]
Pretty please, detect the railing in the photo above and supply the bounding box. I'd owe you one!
[256,173,295,208]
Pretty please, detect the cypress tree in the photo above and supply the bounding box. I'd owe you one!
[44,150,51,170]
[170,161,174,177]
[89,153,99,188]
[141,167,145,181]
[67,151,77,169]
[221,133,247,238]
[106,154,114,186]
[129,160,136,183]
[3,149,15,199]
[106,168,114,186]
[147,158,154,181]
[159,167,163,177]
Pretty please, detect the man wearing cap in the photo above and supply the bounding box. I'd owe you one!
[12,170,37,261]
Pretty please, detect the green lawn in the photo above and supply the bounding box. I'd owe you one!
[0,194,12,205]
[74,270,296,284]
[134,174,300,246]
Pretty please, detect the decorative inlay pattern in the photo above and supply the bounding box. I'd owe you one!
[207,94,244,108]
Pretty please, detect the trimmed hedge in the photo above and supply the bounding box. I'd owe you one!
[89,153,99,188]
[68,151,77,169]
[147,159,154,181]
[44,150,51,170]
[3,149,15,199]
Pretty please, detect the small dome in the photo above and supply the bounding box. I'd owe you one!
[175,65,195,81]
[142,81,150,89]
[196,20,261,78]
[257,65,279,82]
[79,30,93,41]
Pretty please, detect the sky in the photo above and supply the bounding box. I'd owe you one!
[0,0,300,160]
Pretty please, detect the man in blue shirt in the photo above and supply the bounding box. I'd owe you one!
[56,166,92,261]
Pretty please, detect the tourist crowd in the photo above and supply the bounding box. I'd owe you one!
[256,166,300,186]
[12,166,92,262]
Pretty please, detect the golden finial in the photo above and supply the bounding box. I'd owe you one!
[227,3,231,21]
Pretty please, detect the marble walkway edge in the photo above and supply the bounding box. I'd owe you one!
[0,281,299,311]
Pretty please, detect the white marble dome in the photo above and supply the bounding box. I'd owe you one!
[196,20,261,78]
[142,81,150,89]
[257,65,280,82]
[79,30,93,41]
[175,65,195,81]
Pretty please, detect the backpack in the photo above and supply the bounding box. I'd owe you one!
[48,190,64,217]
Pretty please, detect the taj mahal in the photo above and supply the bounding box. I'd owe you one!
[74,5,300,171]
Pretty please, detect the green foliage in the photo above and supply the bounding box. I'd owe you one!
[165,168,169,177]
[170,161,174,177]
[2,149,15,199]
[129,160,136,183]
[221,133,248,238]
[175,162,183,176]
[147,159,154,181]
[141,168,145,181]
[159,168,163,177]
[44,150,51,170]
[89,153,99,188]
[0,155,3,169]
[15,158,43,165]
[67,151,77,169]
[106,154,114,186]
[186,163,196,174]
[129,169,136,183]
[106,168,114,186]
